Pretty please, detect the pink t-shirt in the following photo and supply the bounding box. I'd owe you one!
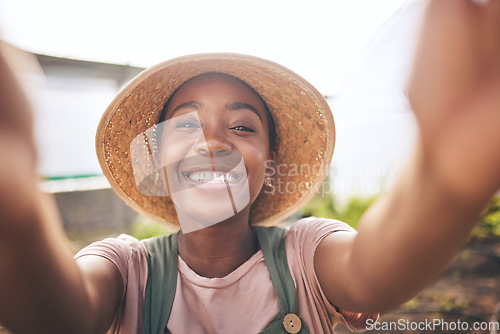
[75,218,378,333]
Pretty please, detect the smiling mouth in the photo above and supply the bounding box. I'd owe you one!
[182,171,243,185]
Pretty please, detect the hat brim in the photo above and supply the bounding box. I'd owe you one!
[96,53,335,229]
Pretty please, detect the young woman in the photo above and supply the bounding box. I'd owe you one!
[1,0,499,333]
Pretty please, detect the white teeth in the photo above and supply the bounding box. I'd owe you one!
[187,171,236,183]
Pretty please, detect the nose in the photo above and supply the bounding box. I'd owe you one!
[193,127,232,157]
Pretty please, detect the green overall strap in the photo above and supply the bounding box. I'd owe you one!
[255,226,310,334]
[142,227,309,334]
[142,233,178,334]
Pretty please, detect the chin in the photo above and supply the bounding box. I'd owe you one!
[171,191,249,233]
[169,173,252,233]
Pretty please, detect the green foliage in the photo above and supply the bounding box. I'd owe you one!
[130,215,175,240]
[333,196,377,229]
[430,293,470,313]
[300,184,377,229]
[472,196,500,238]
[403,298,420,311]
[300,191,338,220]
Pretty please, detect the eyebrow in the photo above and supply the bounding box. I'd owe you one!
[226,102,262,122]
[170,101,204,118]
[169,100,262,122]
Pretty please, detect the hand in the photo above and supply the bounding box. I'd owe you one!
[407,0,500,204]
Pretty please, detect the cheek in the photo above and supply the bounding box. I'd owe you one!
[242,142,269,188]
[161,146,183,171]
[160,132,198,166]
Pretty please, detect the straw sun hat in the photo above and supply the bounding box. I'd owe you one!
[96,53,335,229]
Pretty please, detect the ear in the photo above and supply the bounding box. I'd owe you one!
[265,151,276,177]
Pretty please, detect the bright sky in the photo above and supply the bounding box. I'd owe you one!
[0,0,407,96]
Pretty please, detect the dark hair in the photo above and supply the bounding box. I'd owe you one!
[159,73,276,152]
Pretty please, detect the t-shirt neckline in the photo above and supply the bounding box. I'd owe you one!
[177,250,264,288]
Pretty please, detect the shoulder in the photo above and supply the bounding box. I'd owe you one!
[75,234,146,259]
[284,218,378,332]
[75,234,148,279]
[286,216,356,246]
[75,234,150,333]
[284,216,356,269]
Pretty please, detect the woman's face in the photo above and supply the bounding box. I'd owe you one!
[159,74,272,232]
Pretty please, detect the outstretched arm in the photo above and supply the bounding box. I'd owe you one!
[0,44,123,333]
[315,0,500,312]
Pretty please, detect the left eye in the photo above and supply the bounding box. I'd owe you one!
[231,125,255,132]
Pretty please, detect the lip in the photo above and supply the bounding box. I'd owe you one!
[183,163,236,174]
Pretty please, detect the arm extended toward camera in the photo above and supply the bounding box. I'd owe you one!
[0,45,123,334]
[315,0,500,312]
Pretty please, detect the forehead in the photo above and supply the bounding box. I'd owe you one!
[166,73,267,112]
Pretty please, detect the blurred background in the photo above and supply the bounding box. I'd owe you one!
[0,0,420,243]
[0,0,499,332]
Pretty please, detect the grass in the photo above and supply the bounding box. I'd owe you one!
[130,215,175,240]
